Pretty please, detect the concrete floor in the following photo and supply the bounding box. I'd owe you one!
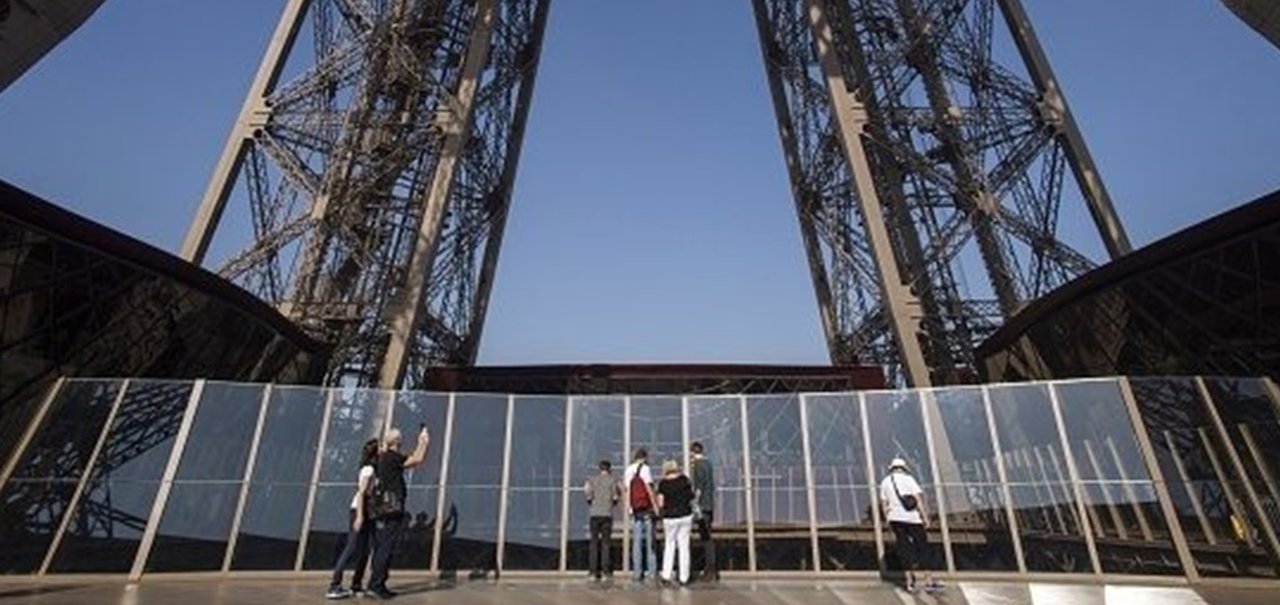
[0,578,1271,605]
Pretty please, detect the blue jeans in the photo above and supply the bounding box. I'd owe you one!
[631,514,656,580]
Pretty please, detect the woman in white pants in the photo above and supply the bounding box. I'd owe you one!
[655,459,695,586]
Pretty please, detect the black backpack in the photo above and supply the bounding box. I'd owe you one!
[368,457,405,519]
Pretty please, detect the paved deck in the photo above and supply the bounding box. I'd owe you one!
[0,578,1270,605]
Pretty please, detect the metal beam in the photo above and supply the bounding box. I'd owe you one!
[995,0,1133,258]
[181,0,312,263]
[803,0,930,386]
[378,0,499,388]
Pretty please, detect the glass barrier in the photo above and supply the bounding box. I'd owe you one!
[2,376,1278,581]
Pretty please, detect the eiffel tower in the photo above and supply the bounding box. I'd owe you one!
[181,0,1129,388]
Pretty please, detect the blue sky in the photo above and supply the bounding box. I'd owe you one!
[2,1,1278,365]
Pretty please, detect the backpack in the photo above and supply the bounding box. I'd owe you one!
[368,456,405,520]
[629,464,653,512]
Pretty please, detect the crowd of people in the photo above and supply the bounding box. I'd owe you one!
[322,421,940,598]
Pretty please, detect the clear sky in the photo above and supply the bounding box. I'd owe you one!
[2,1,1278,365]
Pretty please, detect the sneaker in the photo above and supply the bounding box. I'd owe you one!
[326,587,353,600]
[923,580,945,593]
[367,588,396,600]
[350,587,365,598]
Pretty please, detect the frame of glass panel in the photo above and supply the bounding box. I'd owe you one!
[39,379,132,575]
[222,384,274,572]
[127,380,207,579]
[0,378,65,491]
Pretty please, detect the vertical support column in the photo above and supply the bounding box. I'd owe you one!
[798,395,821,571]
[862,393,884,564]
[739,395,757,572]
[1197,428,1252,544]
[431,393,457,572]
[622,396,632,574]
[558,396,575,571]
[993,0,1132,259]
[1118,378,1199,582]
[919,390,955,573]
[130,380,207,580]
[1165,430,1217,546]
[1103,436,1154,540]
[181,0,312,262]
[377,0,500,388]
[40,379,131,575]
[0,377,65,492]
[495,394,515,572]
[1082,440,1125,539]
[803,0,931,387]
[295,388,336,571]
[1196,377,1280,561]
[224,384,275,572]
[1237,425,1280,523]
[1046,384,1103,575]
[982,386,1027,573]
[1262,378,1280,418]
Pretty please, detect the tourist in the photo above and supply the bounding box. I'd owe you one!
[623,448,657,582]
[584,459,622,581]
[326,439,379,599]
[656,459,695,587]
[690,441,718,582]
[367,425,430,600]
[879,457,940,593]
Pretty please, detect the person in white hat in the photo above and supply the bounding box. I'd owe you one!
[879,457,939,593]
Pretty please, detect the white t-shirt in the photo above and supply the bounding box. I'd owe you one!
[623,461,654,510]
[879,472,924,524]
[350,465,374,509]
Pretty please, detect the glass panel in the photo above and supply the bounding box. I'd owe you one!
[146,483,240,572]
[50,381,192,572]
[503,489,562,570]
[1054,380,1183,576]
[502,397,565,570]
[1205,378,1280,542]
[866,391,944,572]
[230,385,326,570]
[394,392,448,488]
[567,397,625,570]
[1130,378,1279,578]
[147,382,263,572]
[0,379,120,572]
[318,389,391,483]
[509,397,566,489]
[688,396,749,571]
[927,387,1017,571]
[174,382,263,481]
[807,393,875,571]
[437,487,501,575]
[304,389,391,568]
[438,395,506,573]
[989,383,1091,573]
[746,395,811,570]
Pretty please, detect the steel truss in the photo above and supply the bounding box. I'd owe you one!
[182,0,548,388]
[752,0,1130,385]
[186,0,1125,388]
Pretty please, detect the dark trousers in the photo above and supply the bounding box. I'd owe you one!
[369,515,406,591]
[330,509,373,589]
[588,516,613,578]
[696,510,717,577]
[890,521,929,571]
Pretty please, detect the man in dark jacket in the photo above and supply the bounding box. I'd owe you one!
[690,441,718,582]
[367,426,429,600]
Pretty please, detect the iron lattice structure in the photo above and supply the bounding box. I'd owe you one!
[182,0,547,388]
[753,0,1130,385]
[185,0,1127,388]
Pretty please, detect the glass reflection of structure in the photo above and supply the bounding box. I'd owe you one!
[2,376,1279,583]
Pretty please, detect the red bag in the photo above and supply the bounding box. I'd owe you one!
[629,465,652,512]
